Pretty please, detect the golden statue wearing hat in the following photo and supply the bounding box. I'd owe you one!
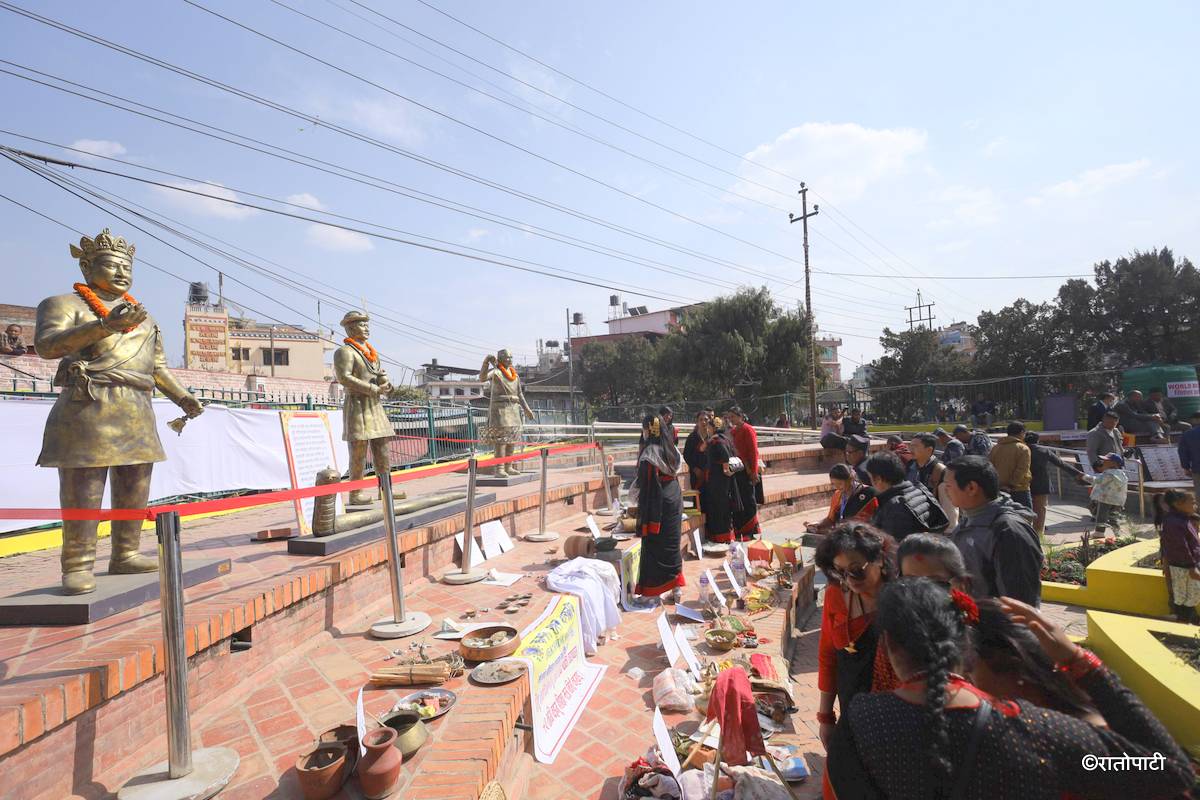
[335,311,395,505]
[480,348,534,477]
[35,229,203,594]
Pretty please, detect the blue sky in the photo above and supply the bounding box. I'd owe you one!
[2,0,1196,381]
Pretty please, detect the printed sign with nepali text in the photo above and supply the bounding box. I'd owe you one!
[280,411,342,535]
[513,595,606,763]
[620,540,650,612]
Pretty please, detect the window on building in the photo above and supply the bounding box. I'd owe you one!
[263,348,289,366]
[230,347,251,361]
[454,387,465,396]
[440,387,450,396]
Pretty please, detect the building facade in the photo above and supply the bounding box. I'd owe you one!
[938,322,977,357]
[816,335,843,384]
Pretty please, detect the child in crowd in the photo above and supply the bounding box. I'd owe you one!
[1084,453,1128,536]
[1158,489,1200,624]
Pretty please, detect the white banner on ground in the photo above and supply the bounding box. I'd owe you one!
[513,594,606,764]
[0,397,351,533]
[656,611,681,667]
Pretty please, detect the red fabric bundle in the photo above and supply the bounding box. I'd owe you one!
[749,653,777,683]
[704,667,766,766]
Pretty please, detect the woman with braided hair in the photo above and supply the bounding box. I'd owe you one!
[826,579,1193,799]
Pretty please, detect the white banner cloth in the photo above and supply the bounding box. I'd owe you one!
[0,396,349,533]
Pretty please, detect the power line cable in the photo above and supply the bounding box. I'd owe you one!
[0,163,416,381]
[178,0,813,273]
[267,0,792,215]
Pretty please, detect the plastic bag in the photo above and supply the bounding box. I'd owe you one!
[653,668,695,712]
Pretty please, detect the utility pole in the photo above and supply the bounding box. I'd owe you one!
[906,290,936,331]
[788,183,819,429]
[566,307,575,425]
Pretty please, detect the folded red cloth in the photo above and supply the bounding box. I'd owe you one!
[704,667,766,765]
[750,653,777,683]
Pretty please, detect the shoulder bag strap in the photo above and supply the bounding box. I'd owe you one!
[949,699,991,800]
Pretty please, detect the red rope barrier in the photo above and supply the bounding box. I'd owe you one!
[0,442,601,522]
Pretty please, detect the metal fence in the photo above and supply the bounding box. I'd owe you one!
[851,370,1125,427]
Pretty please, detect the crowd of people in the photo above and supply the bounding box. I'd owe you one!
[627,401,1198,796]
[803,403,1199,796]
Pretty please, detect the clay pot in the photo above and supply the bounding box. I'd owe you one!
[296,743,348,800]
[564,534,596,559]
[358,727,403,799]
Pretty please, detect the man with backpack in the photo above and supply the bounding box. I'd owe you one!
[865,451,949,542]
[946,456,1043,606]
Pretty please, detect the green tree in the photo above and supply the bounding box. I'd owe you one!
[868,328,972,422]
[761,309,821,395]
[657,287,775,398]
[973,300,1056,378]
[1090,248,1200,365]
[390,385,432,404]
[1048,279,1102,373]
[577,336,660,411]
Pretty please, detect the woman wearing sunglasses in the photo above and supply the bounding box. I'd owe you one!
[813,522,899,800]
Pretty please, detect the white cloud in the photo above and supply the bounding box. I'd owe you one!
[981,137,1006,158]
[305,224,373,253]
[151,181,257,220]
[69,139,126,162]
[337,98,424,146]
[927,185,1001,228]
[962,119,981,131]
[465,228,490,241]
[934,240,971,254]
[285,192,324,210]
[733,122,927,203]
[1026,159,1150,205]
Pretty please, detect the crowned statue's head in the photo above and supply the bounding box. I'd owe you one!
[340,310,370,340]
[70,228,135,297]
[497,348,513,367]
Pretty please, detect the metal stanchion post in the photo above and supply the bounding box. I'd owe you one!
[594,442,616,516]
[370,471,432,638]
[443,457,486,584]
[118,511,238,800]
[525,448,560,542]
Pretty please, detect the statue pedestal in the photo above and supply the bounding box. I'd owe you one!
[287,493,497,557]
[475,473,537,488]
[0,558,232,626]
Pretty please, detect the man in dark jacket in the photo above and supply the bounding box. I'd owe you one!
[1178,411,1200,495]
[842,407,868,438]
[844,434,871,485]
[946,456,1043,606]
[866,451,948,542]
[1146,388,1191,432]
[1114,390,1166,442]
[935,427,965,462]
[1024,432,1084,535]
[1086,392,1117,431]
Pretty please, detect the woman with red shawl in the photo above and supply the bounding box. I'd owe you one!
[726,407,762,539]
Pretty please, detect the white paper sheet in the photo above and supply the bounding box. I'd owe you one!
[675,604,705,623]
[673,624,703,679]
[704,569,727,607]
[480,519,514,558]
[657,611,682,667]
[482,569,523,587]
[691,529,703,560]
[454,532,486,567]
[653,708,681,777]
[722,560,745,598]
[586,514,604,538]
[355,686,367,758]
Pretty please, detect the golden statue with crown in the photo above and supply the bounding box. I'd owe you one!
[34,228,203,594]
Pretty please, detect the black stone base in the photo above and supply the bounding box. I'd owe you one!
[474,472,537,488]
[0,558,232,626]
[286,493,497,556]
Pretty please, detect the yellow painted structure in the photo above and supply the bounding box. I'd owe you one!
[1087,610,1200,752]
[1042,538,1172,618]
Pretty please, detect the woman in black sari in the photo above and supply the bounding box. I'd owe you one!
[682,410,711,504]
[634,414,685,602]
[703,416,735,543]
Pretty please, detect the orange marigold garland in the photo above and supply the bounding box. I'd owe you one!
[344,337,379,364]
[496,363,517,382]
[74,282,139,333]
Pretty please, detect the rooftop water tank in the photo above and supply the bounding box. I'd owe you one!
[1122,364,1200,419]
